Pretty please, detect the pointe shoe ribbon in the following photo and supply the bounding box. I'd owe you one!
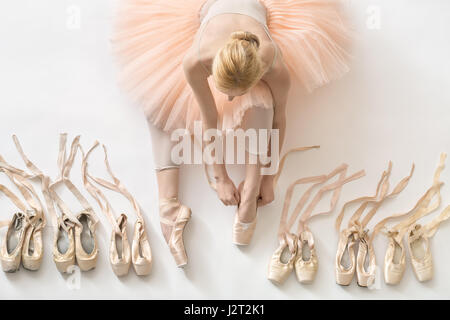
[371,153,446,284]
[268,163,365,285]
[0,156,46,271]
[204,146,321,192]
[48,134,100,272]
[268,174,327,284]
[406,204,450,282]
[335,162,414,287]
[9,135,89,273]
[295,165,365,284]
[335,163,392,286]
[82,141,152,275]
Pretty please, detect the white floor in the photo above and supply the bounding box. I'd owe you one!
[0,0,450,300]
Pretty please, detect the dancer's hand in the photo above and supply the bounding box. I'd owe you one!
[216,176,240,206]
[258,176,275,207]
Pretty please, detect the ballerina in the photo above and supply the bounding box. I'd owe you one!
[113,0,351,266]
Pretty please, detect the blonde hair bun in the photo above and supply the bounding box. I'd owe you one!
[212,30,263,93]
[230,31,260,49]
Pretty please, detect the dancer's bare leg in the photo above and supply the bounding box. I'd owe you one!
[238,160,263,222]
[237,107,274,222]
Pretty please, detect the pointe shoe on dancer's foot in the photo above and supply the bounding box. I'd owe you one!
[159,198,191,268]
[233,182,258,246]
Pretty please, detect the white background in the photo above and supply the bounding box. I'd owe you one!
[0,0,449,300]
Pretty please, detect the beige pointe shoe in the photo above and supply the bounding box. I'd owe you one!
[295,230,318,284]
[159,198,191,267]
[384,235,406,285]
[110,214,131,276]
[233,183,258,246]
[356,230,377,287]
[131,219,152,276]
[232,213,257,246]
[335,228,357,286]
[53,217,76,273]
[21,211,44,271]
[74,211,98,272]
[1,213,29,272]
[267,236,297,285]
[407,224,433,282]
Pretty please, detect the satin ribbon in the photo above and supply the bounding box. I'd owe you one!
[81,141,146,235]
[204,145,320,191]
[278,163,365,254]
[336,161,414,247]
[371,153,447,244]
[0,157,45,230]
[47,134,97,231]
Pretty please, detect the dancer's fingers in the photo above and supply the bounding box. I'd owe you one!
[234,190,241,204]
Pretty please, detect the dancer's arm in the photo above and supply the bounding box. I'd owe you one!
[183,52,240,205]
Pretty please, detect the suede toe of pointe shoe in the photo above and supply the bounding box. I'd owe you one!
[384,238,406,285]
[267,244,296,285]
[232,214,257,246]
[132,220,152,276]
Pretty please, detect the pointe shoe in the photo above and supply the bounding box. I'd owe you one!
[407,224,433,282]
[53,217,76,273]
[356,231,377,287]
[232,197,258,246]
[295,230,318,284]
[74,211,98,272]
[232,214,257,246]
[110,214,131,277]
[384,236,406,285]
[131,219,152,276]
[21,211,44,271]
[267,237,297,285]
[335,228,357,286]
[159,198,191,267]
[1,213,29,272]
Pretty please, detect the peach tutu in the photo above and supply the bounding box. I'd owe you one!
[112,0,351,133]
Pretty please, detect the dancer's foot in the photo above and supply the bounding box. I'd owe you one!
[159,198,191,267]
[233,182,259,246]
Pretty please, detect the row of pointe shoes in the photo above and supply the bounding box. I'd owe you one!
[0,134,153,276]
[267,151,450,287]
[335,153,450,286]
[267,159,366,285]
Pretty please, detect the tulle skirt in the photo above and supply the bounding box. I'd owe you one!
[112,0,351,133]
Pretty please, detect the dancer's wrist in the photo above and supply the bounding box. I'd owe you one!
[213,164,229,182]
[262,174,275,182]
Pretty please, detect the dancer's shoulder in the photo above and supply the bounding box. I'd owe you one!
[183,48,210,81]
